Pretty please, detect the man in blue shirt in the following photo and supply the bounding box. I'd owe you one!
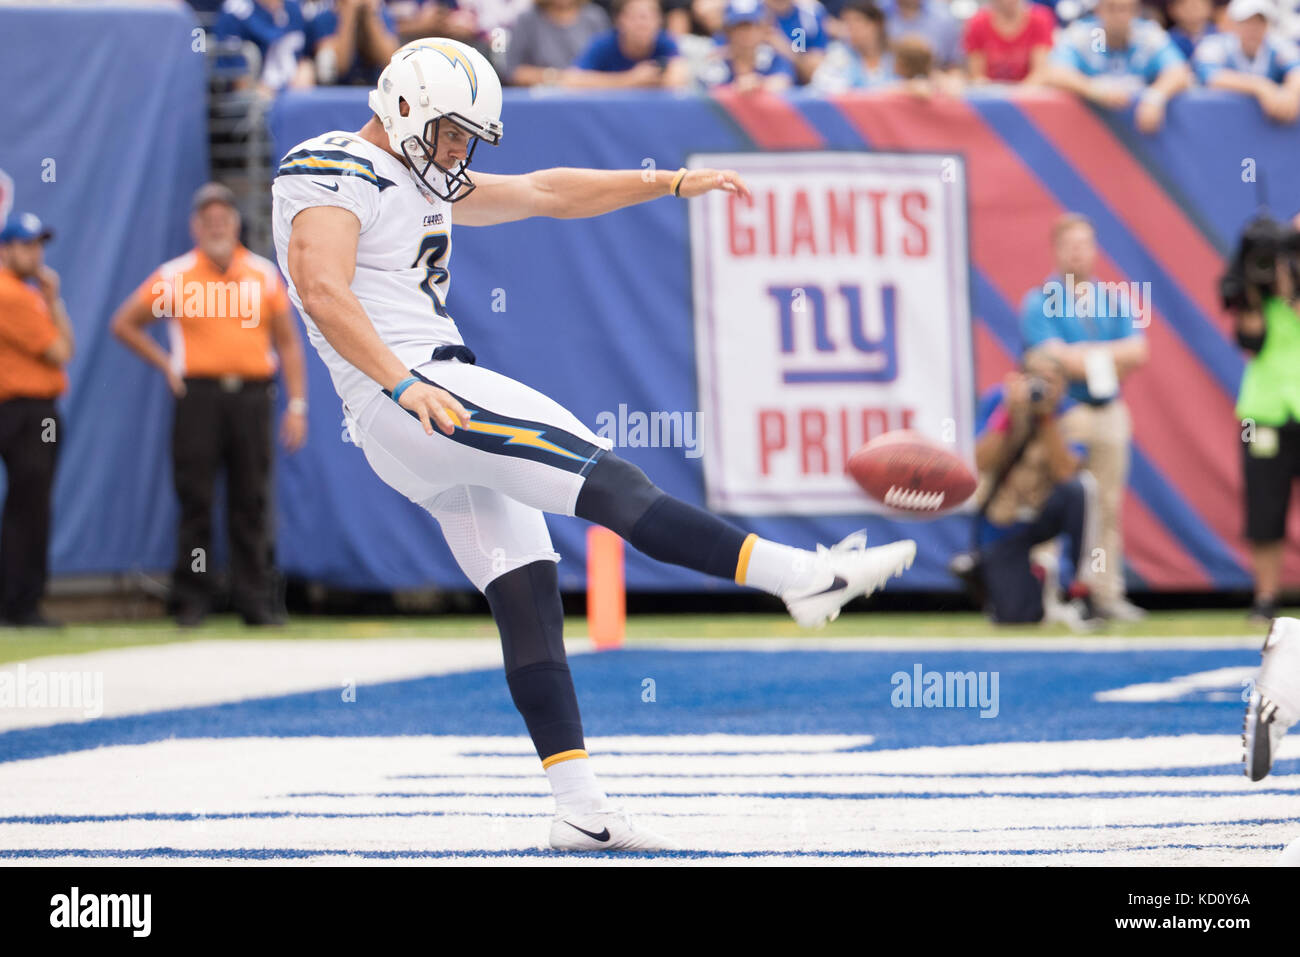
[568,0,689,86]
[700,0,798,90]
[214,0,317,93]
[1166,0,1219,61]
[1044,0,1192,132]
[762,0,832,82]
[1195,0,1300,124]
[1020,213,1149,621]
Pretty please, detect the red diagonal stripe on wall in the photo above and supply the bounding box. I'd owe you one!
[1016,93,1231,336]
[1123,494,1213,589]
[712,89,825,150]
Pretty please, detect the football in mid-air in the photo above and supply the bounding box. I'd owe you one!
[846,430,977,514]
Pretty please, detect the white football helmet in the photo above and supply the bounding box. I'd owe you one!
[368,38,504,202]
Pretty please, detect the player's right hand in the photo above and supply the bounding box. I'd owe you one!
[399,381,468,436]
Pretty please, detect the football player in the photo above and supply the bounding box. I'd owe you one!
[272,38,916,851]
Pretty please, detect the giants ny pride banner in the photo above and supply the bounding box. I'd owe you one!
[690,151,976,515]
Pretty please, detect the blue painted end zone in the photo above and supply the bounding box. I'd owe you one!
[0,648,1267,764]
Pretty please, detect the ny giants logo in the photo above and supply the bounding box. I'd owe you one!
[725,187,930,477]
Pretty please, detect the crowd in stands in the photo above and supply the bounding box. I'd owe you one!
[195,0,1300,125]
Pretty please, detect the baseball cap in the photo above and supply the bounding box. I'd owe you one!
[724,0,765,27]
[1227,0,1275,21]
[0,212,54,244]
[192,182,238,213]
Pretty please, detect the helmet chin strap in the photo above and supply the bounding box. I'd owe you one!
[401,117,479,203]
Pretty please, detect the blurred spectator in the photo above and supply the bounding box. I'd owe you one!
[473,0,536,38]
[393,0,483,46]
[566,0,690,87]
[892,32,964,92]
[664,0,697,33]
[674,0,730,77]
[970,352,1101,627]
[110,185,307,628]
[1044,0,1192,133]
[214,0,318,94]
[882,0,963,70]
[963,0,1055,83]
[0,214,72,629]
[505,0,612,85]
[1195,0,1300,123]
[698,0,798,89]
[762,0,832,83]
[305,0,400,86]
[1166,0,1218,58]
[813,0,898,90]
[1020,213,1149,622]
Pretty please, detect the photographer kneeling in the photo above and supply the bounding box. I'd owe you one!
[1221,212,1300,621]
[967,351,1101,626]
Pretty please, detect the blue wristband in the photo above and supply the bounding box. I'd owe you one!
[390,375,419,403]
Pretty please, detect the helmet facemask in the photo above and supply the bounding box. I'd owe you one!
[400,112,496,203]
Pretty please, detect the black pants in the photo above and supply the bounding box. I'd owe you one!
[1242,419,1300,543]
[0,398,60,622]
[171,378,275,617]
[981,477,1089,624]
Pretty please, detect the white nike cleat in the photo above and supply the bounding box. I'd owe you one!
[1244,617,1300,782]
[549,807,679,852]
[783,531,917,629]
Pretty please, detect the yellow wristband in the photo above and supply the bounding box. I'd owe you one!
[670,167,688,198]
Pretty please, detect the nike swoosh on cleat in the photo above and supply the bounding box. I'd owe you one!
[566,823,611,842]
[314,180,340,192]
[808,576,848,597]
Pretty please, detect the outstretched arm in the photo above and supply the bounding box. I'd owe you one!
[456,167,751,227]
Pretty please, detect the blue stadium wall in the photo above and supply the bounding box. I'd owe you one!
[2,3,1298,593]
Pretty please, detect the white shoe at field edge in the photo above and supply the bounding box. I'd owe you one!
[1243,617,1300,781]
[1096,597,1147,623]
[783,531,916,629]
[549,807,679,852]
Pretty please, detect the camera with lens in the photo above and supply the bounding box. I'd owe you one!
[1027,377,1049,405]
[1220,212,1300,312]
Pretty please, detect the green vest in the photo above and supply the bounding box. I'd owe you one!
[1236,296,1300,427]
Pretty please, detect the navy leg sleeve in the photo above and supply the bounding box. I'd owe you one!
[575,453,749,581]
[485,561,584,760]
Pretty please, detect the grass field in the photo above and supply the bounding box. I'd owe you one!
[0,608,1292,666]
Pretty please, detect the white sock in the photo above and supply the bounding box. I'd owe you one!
[544,751,607,814]
[736,534,827,597]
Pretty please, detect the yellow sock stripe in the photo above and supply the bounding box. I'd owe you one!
[735,533,758,585]
[541,748,588,769]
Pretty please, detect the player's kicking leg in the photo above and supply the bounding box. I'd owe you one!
[572,454,915,627]
[1244,617,1300,781]
[390,360,916,626]
[351,358,916,850]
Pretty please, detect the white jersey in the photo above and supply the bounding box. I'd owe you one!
[271,130,462,413]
